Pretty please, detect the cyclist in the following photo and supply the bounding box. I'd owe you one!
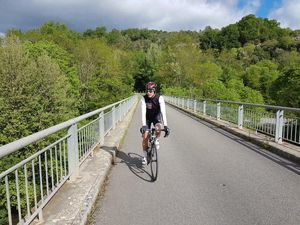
[140,81,170,165]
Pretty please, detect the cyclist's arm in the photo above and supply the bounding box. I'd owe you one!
[159,96,167,126]
[141,97,147,126]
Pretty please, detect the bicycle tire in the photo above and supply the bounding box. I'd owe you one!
[150,144,158,181]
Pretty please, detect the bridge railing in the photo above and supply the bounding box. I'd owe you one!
[0,95,137,225]
[164,96,300,146]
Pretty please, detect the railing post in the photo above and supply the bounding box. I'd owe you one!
[217,102,221,120]
[238,105,244,129]
[119,103,122,121]
[123,101,125,118]
[120,103,122,121]
[194,100,197,112]
[112,106,116,130]
[123,101,126,118]
[126,99,129,113]
[120,103,123,121]
[275,109,284,143]
[117,104,121,122]
[99,111,104,145]
[67,123,79,180]
[203,101,207,115]
[38,211,44,223]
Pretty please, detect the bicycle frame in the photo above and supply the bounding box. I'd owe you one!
[147,128,157,148]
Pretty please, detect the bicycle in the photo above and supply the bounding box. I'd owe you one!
[145,127,167,181]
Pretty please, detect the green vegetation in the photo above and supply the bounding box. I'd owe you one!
[1,14,300,223]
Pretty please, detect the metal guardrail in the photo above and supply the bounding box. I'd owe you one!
[164,96,300,145]
[0,95,137,225]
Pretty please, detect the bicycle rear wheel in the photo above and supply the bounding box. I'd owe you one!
[150,144,158,181]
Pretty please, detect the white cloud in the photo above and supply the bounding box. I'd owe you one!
[0,0,260,33]
[268,0,300,29]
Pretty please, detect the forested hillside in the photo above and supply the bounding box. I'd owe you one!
[1,13,300,150]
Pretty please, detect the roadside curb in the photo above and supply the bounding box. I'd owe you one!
[167,103,300,164]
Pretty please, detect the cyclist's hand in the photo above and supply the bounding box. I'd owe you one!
[140,126,148,134]
[164,126,170,137]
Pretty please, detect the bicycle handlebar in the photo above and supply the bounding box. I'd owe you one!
[146,128,166,132]
[146,127,170,138]
[140,127,170,137]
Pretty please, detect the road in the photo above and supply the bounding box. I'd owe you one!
[89,103,300,225]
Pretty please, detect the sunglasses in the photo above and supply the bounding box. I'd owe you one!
[147,89,155,93]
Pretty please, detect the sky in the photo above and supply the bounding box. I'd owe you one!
[0,0,300,36]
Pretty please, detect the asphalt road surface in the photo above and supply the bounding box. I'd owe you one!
[89,103,300,225]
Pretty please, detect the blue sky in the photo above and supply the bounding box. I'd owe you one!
[251,0,278,17]
[0,0,299,36]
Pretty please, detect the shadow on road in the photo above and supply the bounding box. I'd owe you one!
[116,151,154,182]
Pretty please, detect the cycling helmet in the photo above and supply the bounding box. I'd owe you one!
[146,81,157,90]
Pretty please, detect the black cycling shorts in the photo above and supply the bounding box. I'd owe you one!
[146,113,162,129]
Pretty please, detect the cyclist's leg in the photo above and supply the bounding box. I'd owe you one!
[154,114,163,138]
[142,120,151,150]
[142,121,152,164]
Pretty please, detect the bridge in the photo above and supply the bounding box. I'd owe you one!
[0,95,300,225]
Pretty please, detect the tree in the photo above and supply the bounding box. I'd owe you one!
[199,26,220,50]
[219,24,241,49]
[243,60,279,102]
[161,86,190,97]
[38,22,81,51]
[244,65,263,90]
[240,86,264,104]
[106,29,126,46]
[278,35,296,50]
[198,62,223,87]
[14,22,81,52]
[155,32,203,95]
[24,41,80,103]
[0,36,76,145]
[237,43,258,66]
[83,26,107,38]
[73,38,133,113]
[0,36,77,223]
[237,15,281,45]
[256,60,279,99]
[271,65,300,107]
[202,80,240,101]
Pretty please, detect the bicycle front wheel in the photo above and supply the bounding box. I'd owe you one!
[150,144,158,181]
